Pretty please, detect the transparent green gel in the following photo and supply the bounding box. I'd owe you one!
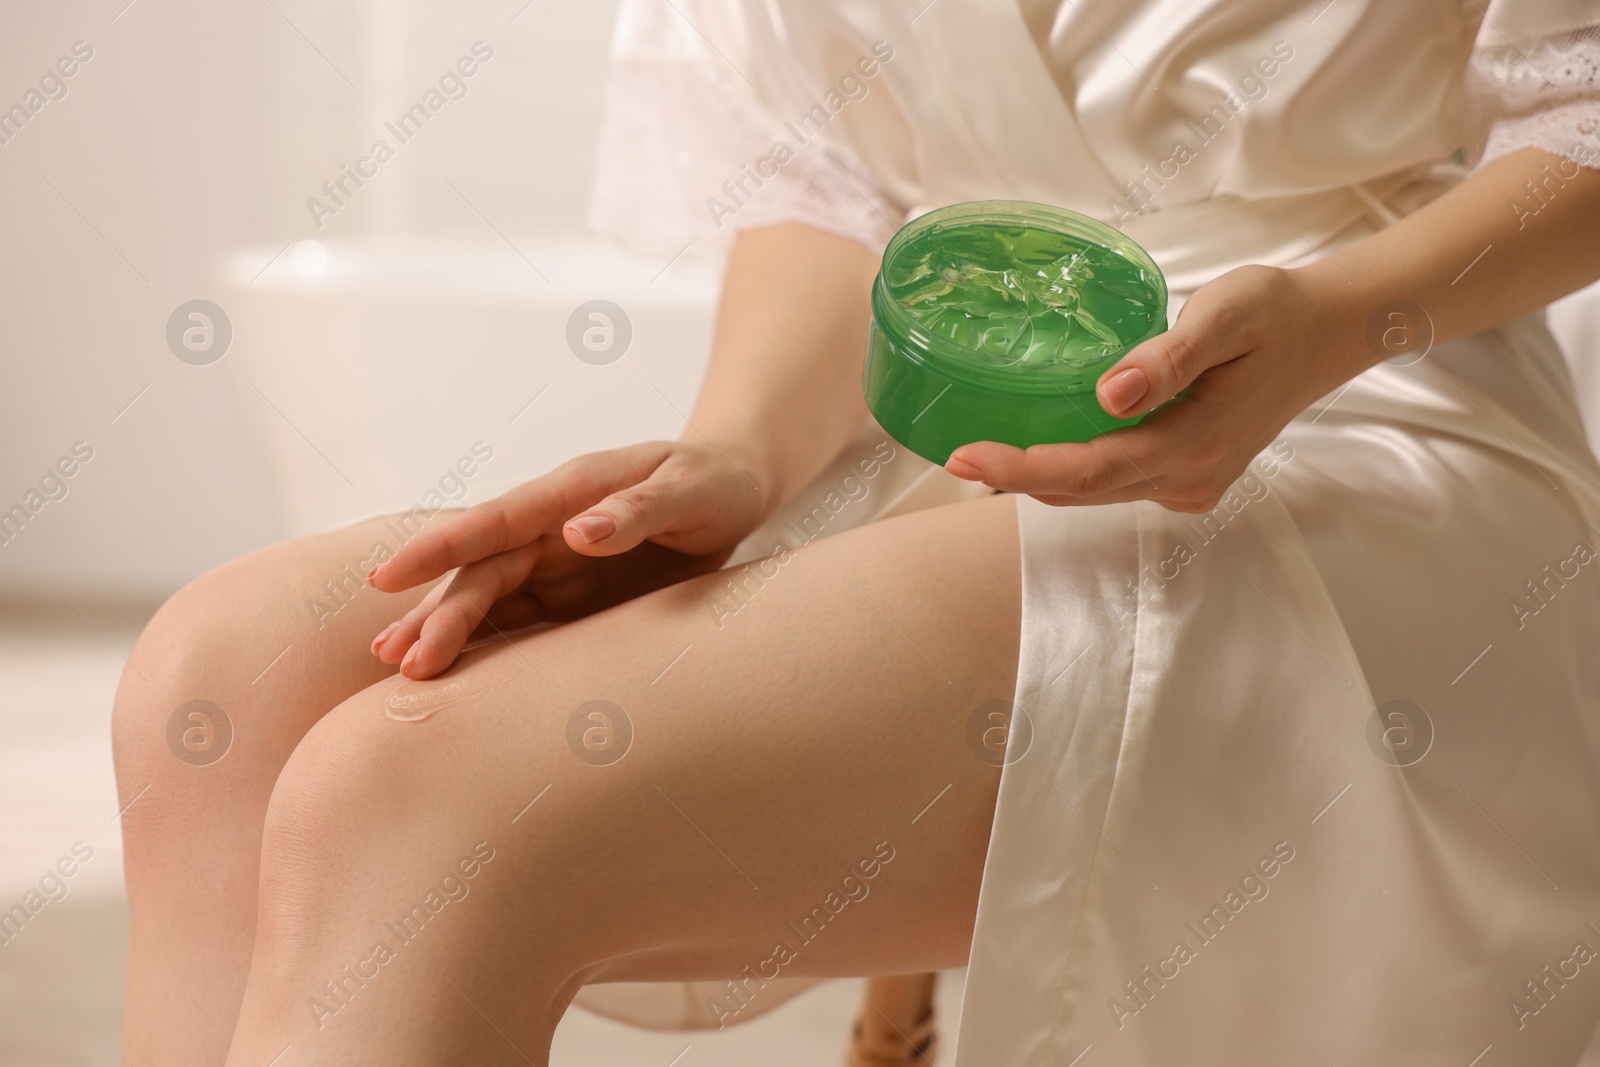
[864,201,1168,465]
[886,221,1162,367]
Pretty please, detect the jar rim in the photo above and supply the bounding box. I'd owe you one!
[870,200,1169,395]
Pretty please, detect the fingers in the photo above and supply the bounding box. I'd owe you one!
[1093,264,1274,417]
[559,459,722,557]
[1095,332,1192,417]
[949,427,1165,500]
[945,386,1260,510]
[371,581,450,664]
[372,445,672,592]
[943,267,1299,511]
[375,542,543,678]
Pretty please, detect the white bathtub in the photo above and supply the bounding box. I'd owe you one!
[219,234,721,535]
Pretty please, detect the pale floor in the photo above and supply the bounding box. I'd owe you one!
[0,606,962,1066]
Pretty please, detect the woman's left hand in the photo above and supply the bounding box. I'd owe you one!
[943,264,1367,512]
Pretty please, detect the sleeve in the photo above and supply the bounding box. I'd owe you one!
[1466,19,1600,171]
[585,0,903,264]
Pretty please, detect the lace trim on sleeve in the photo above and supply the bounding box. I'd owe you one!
[586,54,903,264]
[1469,25,1600,170]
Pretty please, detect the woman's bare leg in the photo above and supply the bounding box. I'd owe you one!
[224,492,1022,1066]
[112,515,445,1064]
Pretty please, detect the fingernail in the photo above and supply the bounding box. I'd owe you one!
[370,622,397,655]
[400,643,419,674]
[365,566,380,586]
[945,457,984,481]
[1101,367,1149,415]
[568,514,616,544]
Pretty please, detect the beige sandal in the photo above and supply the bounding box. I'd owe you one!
[846,973,939,1066]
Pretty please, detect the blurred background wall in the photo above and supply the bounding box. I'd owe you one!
[0,0,722,607]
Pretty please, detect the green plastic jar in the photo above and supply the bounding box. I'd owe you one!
[864,200,1168,465]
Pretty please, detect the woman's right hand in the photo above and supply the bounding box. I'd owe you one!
[367,439,773,679]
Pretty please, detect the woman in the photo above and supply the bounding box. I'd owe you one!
[113,0,1600,1063]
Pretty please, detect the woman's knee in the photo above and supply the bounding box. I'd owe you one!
[112,530,404,807]
[255,674,529,898]
[285,673,536,818]
[248,676,591,993]
[113,560,278,788]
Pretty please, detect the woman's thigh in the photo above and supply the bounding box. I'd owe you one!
[233,491,1022,1056]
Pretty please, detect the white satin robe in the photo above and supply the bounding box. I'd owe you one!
[580,0,1600,1062]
